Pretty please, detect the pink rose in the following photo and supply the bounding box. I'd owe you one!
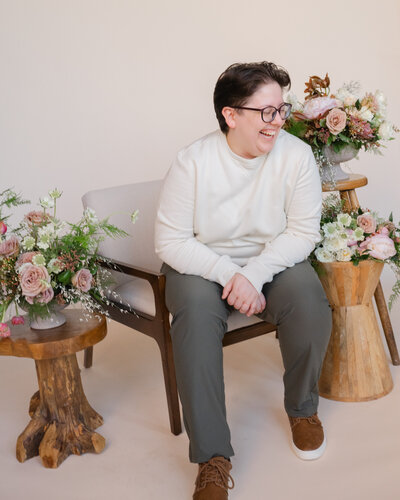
[24,211,49,226]
[72,268,93,292]
[326,108,347,135]
[26,286,54,304]
[357,213,376,234]
[16,252,40,268]
[359,234,396,260]
[19,263,50,298]
[0,323,11,338]
[303,97,342,119]
[0,221,7,235]
[0,235,20,258]
[11,315,25,325]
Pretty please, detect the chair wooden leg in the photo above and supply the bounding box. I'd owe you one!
[84,346,93,368]
[374,281,400,366]
[156,332,182,436]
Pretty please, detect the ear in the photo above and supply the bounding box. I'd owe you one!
[221,107,237,130]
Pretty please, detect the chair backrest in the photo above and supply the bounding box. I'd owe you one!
[82,180,163,272]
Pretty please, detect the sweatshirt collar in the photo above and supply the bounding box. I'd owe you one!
[219,131,267,170]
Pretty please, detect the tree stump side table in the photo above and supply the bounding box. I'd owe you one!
[0,309,107,468]
[322,173,400,366]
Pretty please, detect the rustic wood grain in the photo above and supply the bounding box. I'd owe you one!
[318,261,393,401]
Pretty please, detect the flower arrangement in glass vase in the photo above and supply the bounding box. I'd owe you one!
[310,194,400,309]
[0,188,137,337]
[284,74,398,182]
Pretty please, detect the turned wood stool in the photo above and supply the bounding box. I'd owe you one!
[322,173,400,366]
[0,309,107,468]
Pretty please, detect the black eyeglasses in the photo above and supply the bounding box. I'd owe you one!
[232,103,292,123]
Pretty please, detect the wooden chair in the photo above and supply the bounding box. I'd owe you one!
[82,180,277,436]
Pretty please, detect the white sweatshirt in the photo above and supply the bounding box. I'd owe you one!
[154,129,322,293]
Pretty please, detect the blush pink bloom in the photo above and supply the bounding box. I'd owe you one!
[0,221,7,235]
[16,251,40,268]
[11,315,25,325]
[24,210,49,226]
[0,323,11,338]
[26,286,54,304]
[72,268,93,292]
[0,235,20,258]
[359,234,396,260]
[19,264,50,299]
[357,213,376,234]
[303,97,342,120]
[326,108,347,135]
[346,229,358,246]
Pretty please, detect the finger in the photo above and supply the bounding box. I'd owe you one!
[246,303,257,317]
[227,292,237,306]
[233,298,243,310]
[222,281,233,300]
[239,302,249,314]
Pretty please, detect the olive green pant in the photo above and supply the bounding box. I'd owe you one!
[161,261,332,463]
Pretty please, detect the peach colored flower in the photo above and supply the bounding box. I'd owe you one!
[24,210,49,226]
[0,235,20,258]
[326,108,347,135]
[359,234,396,260]
[72,268,93,292]
[19,264,50,299]
[303,97,342,119]
[357,213,376,234]
[26,286,54,304]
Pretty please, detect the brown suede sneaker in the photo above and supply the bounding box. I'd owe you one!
[193,456,234,500]
[288,413,326,460]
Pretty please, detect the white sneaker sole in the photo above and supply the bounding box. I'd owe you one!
[292,436,326,460]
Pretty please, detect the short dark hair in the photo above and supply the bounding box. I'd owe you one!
[213,62,291,134]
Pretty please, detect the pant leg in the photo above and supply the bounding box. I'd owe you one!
[258,260,332,417]
[161,263,234,463]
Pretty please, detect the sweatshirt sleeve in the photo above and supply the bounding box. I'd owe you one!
[237,146,322,293]
[154,152,242,286]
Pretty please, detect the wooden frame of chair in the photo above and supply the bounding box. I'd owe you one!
[83,259,277,436]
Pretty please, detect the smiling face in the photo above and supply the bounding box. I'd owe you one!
[222,81,286,159]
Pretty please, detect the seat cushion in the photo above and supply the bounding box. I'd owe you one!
[107,274,263,331]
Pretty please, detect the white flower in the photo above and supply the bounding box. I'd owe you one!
[336,247,353,262]
[39,196,54,209]
[84,207,98,224]
[354,227,365,241]
[315,247,335,262]
[22,236,35,250]
[374,90,387,116]
[353,106,374,122]
[47,258,63,274]
[324,236,348,252]
[323,222,341,238]
[32,253,46,266]
[285,92,303,112]
[335,87,358,107]
[37,240,49,250]
[337,213,352,227]
[378,121,395,140]
[48,188,63,199]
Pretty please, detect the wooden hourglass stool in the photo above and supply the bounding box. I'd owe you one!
[322,173,400,367]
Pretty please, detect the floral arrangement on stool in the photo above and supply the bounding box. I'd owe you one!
[0,188,137,336]
[311,195,400,401]
[284,74,397,182]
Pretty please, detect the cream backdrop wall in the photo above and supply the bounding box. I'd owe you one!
[1,0,400,330]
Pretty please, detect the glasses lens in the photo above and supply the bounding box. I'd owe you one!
[279,103,292,120]
[261,106,276,123]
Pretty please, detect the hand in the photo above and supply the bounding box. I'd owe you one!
[222,273,259,316]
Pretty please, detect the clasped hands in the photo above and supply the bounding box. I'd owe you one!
[222,273,266,317]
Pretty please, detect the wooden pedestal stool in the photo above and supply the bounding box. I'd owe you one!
[322,173,400,367]
[0,309,107,468]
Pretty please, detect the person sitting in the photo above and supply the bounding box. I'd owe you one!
[155,61,332,500]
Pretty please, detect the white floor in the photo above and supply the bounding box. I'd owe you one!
[1,320,400,500]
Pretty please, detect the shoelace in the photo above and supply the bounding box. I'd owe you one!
[290,414,321,428]
[195,457,235,492]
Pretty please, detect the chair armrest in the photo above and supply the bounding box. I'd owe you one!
[98,258,168,321]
